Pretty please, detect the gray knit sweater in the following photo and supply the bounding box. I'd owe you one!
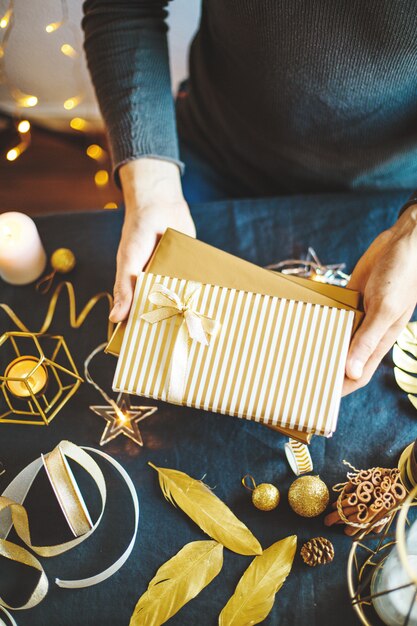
[82,0,417,195]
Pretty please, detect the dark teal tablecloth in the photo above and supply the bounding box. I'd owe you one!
[0,190,416,626]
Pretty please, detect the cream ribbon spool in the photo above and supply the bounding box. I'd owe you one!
[284,438,313,476]
[141,281,220,403]
[0,441,139,614]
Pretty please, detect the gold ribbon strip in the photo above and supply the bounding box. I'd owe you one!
[42,445,93,537]
[0,502,49,611]
[141,281,220,403]
[1,442,105,560]
[0,440,139,613]
[0,281,114,342]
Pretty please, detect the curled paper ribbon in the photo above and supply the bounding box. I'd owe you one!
[284,439,313,476]
[0,281,114,342]
[0,607,18,626]
[0,441,139,613]
[141,281,220,403]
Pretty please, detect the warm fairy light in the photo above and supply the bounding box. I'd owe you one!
[311,273,326,283]
[0,46,4,59]
[0,9,12,29]
[110,399,127,423]
[63,96,81,110]
[104,202,118,209]
[61,43,77,58]
[45,21,62,33]
[17,120,30,134]
[15,94,38,108]
[86,144,104,160]
[6,142,27,161]
[70,117,87,131]
[94,170,109,187]
[118,412,128,424]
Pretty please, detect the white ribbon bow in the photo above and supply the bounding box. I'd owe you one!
[140,281,220,403]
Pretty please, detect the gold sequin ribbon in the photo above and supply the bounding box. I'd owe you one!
[141,281,220,403]
[0,281,114,341]
[0,441,139,614]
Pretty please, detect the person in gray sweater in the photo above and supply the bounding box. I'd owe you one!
[82,0,417,395]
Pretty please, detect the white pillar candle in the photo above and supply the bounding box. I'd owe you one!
[0,212,47,285]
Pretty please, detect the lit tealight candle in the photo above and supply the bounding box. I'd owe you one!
[0,212,47,285]
[5,356,48,397]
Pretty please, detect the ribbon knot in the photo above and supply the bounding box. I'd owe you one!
[140,281,220,403]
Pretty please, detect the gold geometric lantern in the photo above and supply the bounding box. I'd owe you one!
[0,331,82,425]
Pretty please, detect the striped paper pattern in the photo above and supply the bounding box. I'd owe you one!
[113,273,354,437]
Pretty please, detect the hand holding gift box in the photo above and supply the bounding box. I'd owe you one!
[111,230,363,438]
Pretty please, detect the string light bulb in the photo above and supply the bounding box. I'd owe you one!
[45,21,62,33]
[17,120,30,134]
[86,144,104,160]
[63,96,81,110]
[6,142,28,162]
[104,202,118,210]
[94,170,109,187]
[0,9,12,29]
[70,117,88,131]
[61,43,77,58]
[12,90,38,108]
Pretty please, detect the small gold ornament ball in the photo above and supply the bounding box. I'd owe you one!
[252,483,280,511]
[51,248,76,274]
[288,475,329,518]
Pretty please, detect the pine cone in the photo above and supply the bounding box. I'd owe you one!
[300,537,334,567]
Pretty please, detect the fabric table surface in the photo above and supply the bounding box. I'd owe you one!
[0,189,416,626]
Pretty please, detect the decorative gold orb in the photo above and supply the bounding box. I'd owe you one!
[252,483,280,511]
[51,248,76,274]
[288,475,329,518]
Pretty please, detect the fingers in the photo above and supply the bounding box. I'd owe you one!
[342,311,412,396]
[346,300,397,380]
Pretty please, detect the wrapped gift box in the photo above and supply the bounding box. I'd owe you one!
[111,231,362,438]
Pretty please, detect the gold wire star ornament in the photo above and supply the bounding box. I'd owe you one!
[85,343,158,447]
[90,393,158,446]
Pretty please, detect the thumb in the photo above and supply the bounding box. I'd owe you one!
[346,301,395,380]
[110,234,153,322]
[109,270,135,323]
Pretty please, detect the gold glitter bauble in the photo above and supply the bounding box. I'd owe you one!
[252,483,280,511]
[51,248,76,274]
[288,475,329,518]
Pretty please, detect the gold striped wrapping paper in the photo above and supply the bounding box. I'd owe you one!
[113,273,355,437]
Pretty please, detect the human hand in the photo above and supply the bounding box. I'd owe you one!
[343,205,417,395]
[109,159,196,323]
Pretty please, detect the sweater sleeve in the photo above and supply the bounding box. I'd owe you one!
[82,0,184,186]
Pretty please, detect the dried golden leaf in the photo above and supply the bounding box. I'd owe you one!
[408,322,417,342]
[219,535,297,626]
[397,337,417,359]
[149,463,262,556]
[409,395,417,411]
[393,344,417,374]
[130,540,223,626]
[394,324,417,410]
[394,367,417,394]
[399,322,417,344]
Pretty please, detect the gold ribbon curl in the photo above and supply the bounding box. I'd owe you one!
[0,281,114,341]
[0,440,139,614]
